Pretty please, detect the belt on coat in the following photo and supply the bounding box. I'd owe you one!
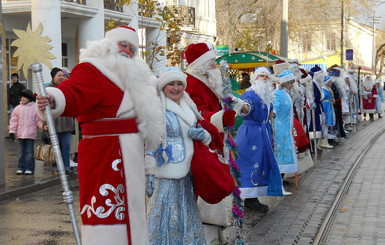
[81,118,138,137]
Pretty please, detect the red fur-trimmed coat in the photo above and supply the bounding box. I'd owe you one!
[38,62,161,245]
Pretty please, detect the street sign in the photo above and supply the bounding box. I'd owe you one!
[216,45,229,57]
[346,49,353,61]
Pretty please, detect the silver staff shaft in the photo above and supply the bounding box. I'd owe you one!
[311,108,317,162]
[32,63,82,245]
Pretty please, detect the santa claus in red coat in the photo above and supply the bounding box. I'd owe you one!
[184,42,248,244]
[36,26,164,245]
[361,74,378,120]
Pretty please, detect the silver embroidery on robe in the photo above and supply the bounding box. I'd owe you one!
[80,158,126,220]
[165,110,185,162]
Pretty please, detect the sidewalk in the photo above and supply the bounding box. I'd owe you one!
[0,138,77,202]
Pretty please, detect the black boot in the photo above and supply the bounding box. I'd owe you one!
[379,113,382,119]
[244,198,269,213]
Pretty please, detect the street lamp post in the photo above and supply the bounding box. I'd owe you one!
[0,0,5,186]
[280,0,288,57]
[372,10,378,74]
[341,0,345,68]
[372,1,385,75]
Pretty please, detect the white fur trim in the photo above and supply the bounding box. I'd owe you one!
[36,87,66,121]
[198,198,229,226]
[273,62,289,75]
[80,58,125,91]
[82,224,128,245]
[145,155,156,175]
[105,27,139,54]
[188,49,217,69]
[157,71,187,91]
[278,71,295,84]
[119,133,149,245]
[300,75,312,84]
[254,66,270,77]
[155,97,195,179]
[231,96,245,114]
[210,110,225,133]
[81,58,164,151]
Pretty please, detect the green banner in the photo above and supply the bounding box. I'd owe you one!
[216,45,229,57]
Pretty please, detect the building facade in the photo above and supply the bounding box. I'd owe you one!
[288,18,381,73]
[2,0,217,90]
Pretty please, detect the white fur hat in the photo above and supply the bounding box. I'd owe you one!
[273,60,289,76]
[105,26,139,54]
[254,66,270,77]
[278,70,295,84]
[347,66,355,74]
[157,67,187,91]
[251,66,271,83]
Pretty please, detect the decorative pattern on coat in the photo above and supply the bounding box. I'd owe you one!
[80,159,126,220]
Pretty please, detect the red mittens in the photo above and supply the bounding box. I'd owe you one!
[222,110,236,127]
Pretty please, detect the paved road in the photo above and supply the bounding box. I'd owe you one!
[324,131,385,245]
[243,118,385,245]
[0,117,384,244]
[0,183,80,245]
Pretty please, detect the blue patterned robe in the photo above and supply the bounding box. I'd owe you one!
[147,106,206,245]
[235,90,283,198]
[322,87,335,126]
[375,83,384,114]
[273,88,298,174]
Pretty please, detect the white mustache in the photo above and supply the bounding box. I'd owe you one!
[120,52,130,58]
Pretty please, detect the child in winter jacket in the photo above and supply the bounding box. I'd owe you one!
[9,89,43,175]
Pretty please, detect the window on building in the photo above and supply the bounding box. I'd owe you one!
[5,38,28,88]
[62,43,68,68]
[326,33,337,50]
[138,28,147,59]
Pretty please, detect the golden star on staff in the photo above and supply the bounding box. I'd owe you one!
[11,23,56,77]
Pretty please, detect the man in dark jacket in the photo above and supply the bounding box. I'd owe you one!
[8,73,25,117]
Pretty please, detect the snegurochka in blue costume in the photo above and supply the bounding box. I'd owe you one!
[235,67,283,213]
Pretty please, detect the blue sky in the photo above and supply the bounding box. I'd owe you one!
[356,2,385,30]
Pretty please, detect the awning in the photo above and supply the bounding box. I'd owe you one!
[216,52,275,70]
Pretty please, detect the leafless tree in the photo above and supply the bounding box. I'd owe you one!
[215,0,374,54]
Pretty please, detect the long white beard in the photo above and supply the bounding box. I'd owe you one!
[314,72,324,90]
[249,78,274,106]
[304,82,314,101]
[207,68,224,99]
[332,76,347,98]
[80,38,164,150]
[290,81,303,98]
[348,75,358,94]
[346,77,358,95]
[363,78,374,91]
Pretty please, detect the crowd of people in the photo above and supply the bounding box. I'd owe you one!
[6,25,385,245]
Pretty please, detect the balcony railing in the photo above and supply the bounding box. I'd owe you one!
[62,0,86,5]
[170,5,195,28]
[138,3,153,18]
[104,0,123,12]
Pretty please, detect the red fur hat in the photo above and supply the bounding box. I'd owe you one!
[185,43,217,68]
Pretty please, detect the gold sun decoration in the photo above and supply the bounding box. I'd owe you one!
[11,23,56,77]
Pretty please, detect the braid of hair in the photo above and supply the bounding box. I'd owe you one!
[159,91,169,163]
[183,91,204,121]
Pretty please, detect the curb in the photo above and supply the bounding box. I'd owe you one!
[0,174,78,202]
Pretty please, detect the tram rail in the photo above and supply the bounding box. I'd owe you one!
[313,127,385,245]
